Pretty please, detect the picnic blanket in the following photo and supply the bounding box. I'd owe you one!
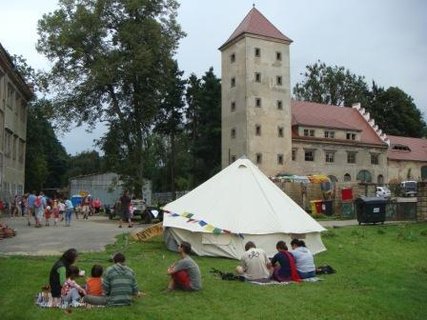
[35,291,86,308]
[249,277,323,285]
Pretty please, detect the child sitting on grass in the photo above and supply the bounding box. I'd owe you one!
[61,265,86,307]
[85,264,104,296]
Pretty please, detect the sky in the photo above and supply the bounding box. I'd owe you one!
[0,0,426,155]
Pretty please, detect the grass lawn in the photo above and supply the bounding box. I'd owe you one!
[1,222,427,320]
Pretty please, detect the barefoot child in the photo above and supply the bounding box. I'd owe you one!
[61,265,86,307]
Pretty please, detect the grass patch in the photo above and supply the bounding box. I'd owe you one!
[1,223,427,319]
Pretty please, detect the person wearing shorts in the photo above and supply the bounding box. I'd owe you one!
[166,241,202,292]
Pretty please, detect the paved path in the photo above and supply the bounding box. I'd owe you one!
[0,215,361,256]
[0,215,138,256]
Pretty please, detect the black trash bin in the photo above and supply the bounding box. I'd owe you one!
[355,197,387,225]
[322,200,334,216]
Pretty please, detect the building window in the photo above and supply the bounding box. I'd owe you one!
[230,53,236,63]
[276,76,282,86]
[231,128,236,139]
[277,100,283,110]
[277,154,284,165]
[231,101,236,112]
[344,173,351,181]
[255,72,261,82]
[255,98,262,108]
[324,130,335,138]
[325,151,335,163]
[278,127,284,137]
[5,130,12,157]
[371,153,379,165]
[256,153,262,164]
[255,125,261,136]
[231,77,236,87]
[346,132,356,140]
[347,151,356,164]
[292,149,297,161]
[304,150,315,162]
[255,48,261,57]
[276,51,282,61]
[231,155,236,163]
[303,129,315,137]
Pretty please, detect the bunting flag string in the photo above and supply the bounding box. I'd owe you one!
[162,209,243,238]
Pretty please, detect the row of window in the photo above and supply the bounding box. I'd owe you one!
[297,149,379,165]
[231,75,283,87]
[303,128,357,141]
[230,151,380,166]
[230,48,282,63]
[4,129,25,164]
[229,99,283,111]
[230,125,284,138]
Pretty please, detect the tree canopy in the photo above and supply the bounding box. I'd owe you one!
[294,60,426,137]
[36,0,185,195]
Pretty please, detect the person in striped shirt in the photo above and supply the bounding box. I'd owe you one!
[83,253,141,306]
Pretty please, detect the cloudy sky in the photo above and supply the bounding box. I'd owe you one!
[1,0,426,155]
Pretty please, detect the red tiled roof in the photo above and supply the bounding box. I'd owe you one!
[220,7,292,50]
[291,100,386,146]
[387,135,427,162]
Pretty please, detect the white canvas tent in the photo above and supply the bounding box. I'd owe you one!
[163,158,327,259]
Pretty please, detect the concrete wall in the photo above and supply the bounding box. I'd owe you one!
[388,159,427,182]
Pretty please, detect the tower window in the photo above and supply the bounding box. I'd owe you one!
[276,76,282,86]
[230,53,236,63]
[255,98,262,108]
[231,101,236,112]
[231,77,236,87]
[255,48,261,57]
[231,128,236,139]
[277,100,283,110]
[278,127,284,137]
[256,153,262,164]
[277,154,284,165]
[255,72,261,82]
[276,51,282,61]
[255,125,261,136]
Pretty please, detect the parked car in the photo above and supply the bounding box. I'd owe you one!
[376,186,391,198]
[400,181,417,197]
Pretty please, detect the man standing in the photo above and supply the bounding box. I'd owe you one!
[236,241,271,281]
[119,190,132,228]
[167,241,202,291]
[83,252,141,306]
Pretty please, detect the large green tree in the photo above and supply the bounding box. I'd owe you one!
[294,60,426,137]
[367,84,426,137]
[294,60,370,107]
[11,55,69,191]
[36,0,185,195]
[185,68,221,187]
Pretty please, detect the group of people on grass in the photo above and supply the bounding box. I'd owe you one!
[236,239,316,282]
[47,238,314,308]
[48,241,201,308]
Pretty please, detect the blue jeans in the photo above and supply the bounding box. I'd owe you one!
[65,209,73,225]
[298,270,316,279]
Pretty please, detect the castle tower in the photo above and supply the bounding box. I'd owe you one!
[219,7,293,175]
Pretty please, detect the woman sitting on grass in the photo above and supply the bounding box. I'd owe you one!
[290,239,316,279]
[270,241,300,282]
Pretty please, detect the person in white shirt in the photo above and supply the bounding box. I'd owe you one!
[236,241,271,281]
[290,239,316,279]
